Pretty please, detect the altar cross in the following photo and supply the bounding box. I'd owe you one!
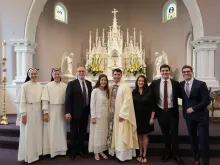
[112,9,118,18]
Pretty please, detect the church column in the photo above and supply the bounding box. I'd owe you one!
[11,39,37,126]
[12,40,37,82]
[192,37,220,87]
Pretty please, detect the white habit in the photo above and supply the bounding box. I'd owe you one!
[42,81,67,158]
[17,81,43,163]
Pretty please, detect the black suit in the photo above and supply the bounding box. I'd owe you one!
[180,79,210,165]
[65,79,92,155]
[150,79,181,156]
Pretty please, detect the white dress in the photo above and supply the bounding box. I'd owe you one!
[88,88,109,154]
[42,81,67,158]
[17,81,43,164]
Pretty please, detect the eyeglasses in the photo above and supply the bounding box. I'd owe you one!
[78,70,85,73]
[182,71,191,73]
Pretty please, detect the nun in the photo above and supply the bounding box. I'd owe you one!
[42,69,67,158]
[17,68,43,163]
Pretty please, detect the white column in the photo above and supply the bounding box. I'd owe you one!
[192,36,220,87]
[11,39,37,126]
[11,40,37,83]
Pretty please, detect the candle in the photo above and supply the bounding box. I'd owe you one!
[3,71,5,78]
[2,41,6,59]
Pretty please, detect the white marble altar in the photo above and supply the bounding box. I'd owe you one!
[85,9,146,83]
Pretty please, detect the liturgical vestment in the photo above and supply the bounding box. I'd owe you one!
[107,80,138,161]
[17,81,43,163]
[42,81,67,158]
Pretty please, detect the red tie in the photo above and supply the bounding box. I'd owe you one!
[164,80,168,111]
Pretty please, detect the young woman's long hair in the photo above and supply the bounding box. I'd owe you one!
[93,74,109,98]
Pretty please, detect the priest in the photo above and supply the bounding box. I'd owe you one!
[107,68,139,161]
[17,68,43,163]
[42,69,67,158]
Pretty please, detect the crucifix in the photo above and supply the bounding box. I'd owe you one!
[112,9,118,18]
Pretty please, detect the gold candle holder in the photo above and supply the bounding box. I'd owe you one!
[0,77,8,125]
[1,41,8,125]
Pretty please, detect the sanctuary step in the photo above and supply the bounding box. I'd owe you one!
[0,115,220,157]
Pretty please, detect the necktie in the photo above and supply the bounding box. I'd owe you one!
[185,82,190,98]
[82,81,88,106]
[164,80,168,111]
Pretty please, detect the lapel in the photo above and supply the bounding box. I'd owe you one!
[181,81,188,99]
[85,80,90,91]
[76,79,83,97]
[156,79,161,100]
[188,79,197,99]
[170,79,176,99]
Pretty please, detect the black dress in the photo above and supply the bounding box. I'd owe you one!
[132,88,154,135]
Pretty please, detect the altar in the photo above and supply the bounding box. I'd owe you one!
[85,9,146,84]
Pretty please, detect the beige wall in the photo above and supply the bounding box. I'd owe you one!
[35,0,192,82]
[197,0,220,82]
[0,0,33,83]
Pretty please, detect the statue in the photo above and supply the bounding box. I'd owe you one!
[154,51,169,79]
[61,52,74,75]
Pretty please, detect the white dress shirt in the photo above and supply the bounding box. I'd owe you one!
[159,78,173,109]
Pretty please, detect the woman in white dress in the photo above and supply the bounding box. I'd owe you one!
[88,74,109,160]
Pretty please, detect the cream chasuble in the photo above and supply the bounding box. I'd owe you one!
[107,80,138,161]
[17,81,43,163]
[42,81,67,158]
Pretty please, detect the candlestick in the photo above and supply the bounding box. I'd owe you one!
[89,31,92,52]
[102,29,105,46]
[1,40,8,125]
[140,31,142,51]
[96,29,98,47]
[126,28,129,46]
[133,28,136,46]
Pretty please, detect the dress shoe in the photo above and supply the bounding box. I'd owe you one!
[192,160,200,165]
[70,154,76,160]
[79,151,84,158]
[117,159,124,163]
[161,155,172,162]
[173,156,184,165]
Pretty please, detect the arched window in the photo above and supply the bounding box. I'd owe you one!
[163,0,177,23]
[54,2,68,24]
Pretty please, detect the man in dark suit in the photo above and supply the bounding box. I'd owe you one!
[180,65,210,165]
[65,66,92,160]
[150,64,183,165]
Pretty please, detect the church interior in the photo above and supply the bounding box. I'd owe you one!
[0,0,220,164]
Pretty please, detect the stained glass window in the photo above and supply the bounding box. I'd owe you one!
[54,3,68,24]
[163,0,177,23]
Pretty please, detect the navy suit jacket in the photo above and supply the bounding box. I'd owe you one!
[180,79,210,120]
[65,79,92,119]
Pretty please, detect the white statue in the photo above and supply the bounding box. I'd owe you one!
[154,51,169,77]
[61,52,74,75]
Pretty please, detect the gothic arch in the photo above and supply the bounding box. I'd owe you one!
[25,0,204,42]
